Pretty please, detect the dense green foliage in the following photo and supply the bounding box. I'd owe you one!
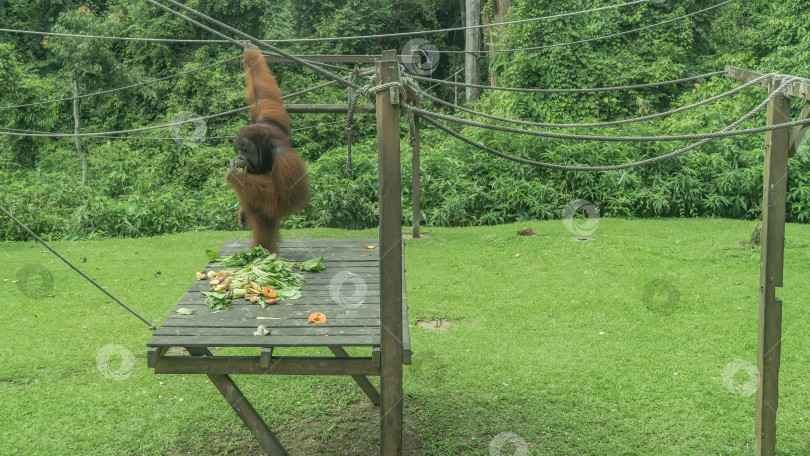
[1,0,810,240]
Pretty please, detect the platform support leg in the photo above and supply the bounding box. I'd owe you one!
[755,78,790,456]
[376,50,404,456]
[329,346,381,405]
[186,347,289,456]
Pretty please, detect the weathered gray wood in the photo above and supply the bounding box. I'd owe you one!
[184,347,289,456]
[376,49,404,456]
[756,78,791,456]
[153,326,380,337]
[155,354,378,376]
[788,102,809,157]
[147,346,167,368]
[149,334,380,348]
[160,317,380,328]
[726,66,810,101]
[330,346,381,406]
[260,347,273,368]
[411,114,422,238]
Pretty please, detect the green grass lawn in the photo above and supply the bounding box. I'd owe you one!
[1,219,810,455]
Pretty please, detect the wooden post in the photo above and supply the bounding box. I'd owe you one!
[756,77,790,456]
[464,0,481,102]
[376,50,403,456]
[72,79,87,184]
[411,114,421,238]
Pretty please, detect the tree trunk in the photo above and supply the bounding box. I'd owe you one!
[73,79,87,184]
[485,0,512,87]
[465,0,481,102]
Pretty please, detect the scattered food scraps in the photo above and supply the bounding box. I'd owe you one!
[199,246,325,310]
[365,244,376,249]
[308,312,326,324]
[253,325,270,336]
[176,308,196,315]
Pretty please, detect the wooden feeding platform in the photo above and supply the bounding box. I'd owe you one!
[146,238,411,455]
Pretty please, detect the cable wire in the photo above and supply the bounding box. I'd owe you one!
[419,73,772,128]
[414,70,728,93]
[446,0,736,55]
[414,77,797,171]
[0,57,240,111]
[0,205,155,329]
[144,0,361,92]
[0,0,650,44]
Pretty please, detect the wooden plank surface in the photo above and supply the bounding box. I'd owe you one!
[148,238,411,355]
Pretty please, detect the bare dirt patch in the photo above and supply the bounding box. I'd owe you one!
[402,232,433,239]
[166,398,425,456]
[415,318,456,330]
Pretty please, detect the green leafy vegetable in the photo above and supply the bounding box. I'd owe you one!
[202,247,325,310]
[205,249,221,262]
[203,291,231,310]
[176,308,196,315]
[298,257,326,272]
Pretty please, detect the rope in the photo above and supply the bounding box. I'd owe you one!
[407,97,809,142]
[413,71,728,93]
[437,0,736,54]
[419,73,773,128]
[0,119,344,140]
[415,77,796,171]
[0,78,343,139]
[0,0,650,44]
[0,57,240,111]
[144,0,361,91]
[0,205,156,330]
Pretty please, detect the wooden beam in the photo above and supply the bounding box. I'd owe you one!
[376,50,404,456]
[185,347,289,456]
[726,66,810,101]
[755,78,790,456]
[410,112,422,238]
[329,346,381,406]
[265,54,418,64]
[788,102,810,157]
[153,355,379,376]
[286,104,375,114]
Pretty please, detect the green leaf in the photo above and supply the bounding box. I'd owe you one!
[277,288,302,300]
[299,257,326,272]
[205,249,221,262]
[203,291,231,310]
[175,308,196,315]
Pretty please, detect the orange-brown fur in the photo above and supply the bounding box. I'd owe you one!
[225,50,309,253]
